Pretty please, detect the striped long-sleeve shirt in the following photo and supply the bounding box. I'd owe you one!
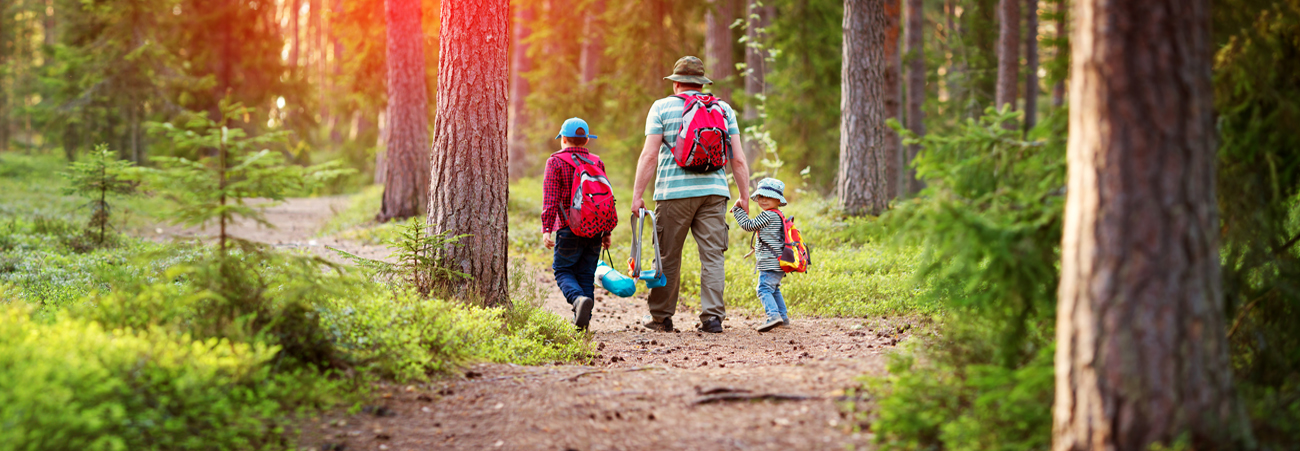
[732,207,784,272]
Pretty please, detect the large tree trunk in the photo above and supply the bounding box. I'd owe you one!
[705,0,736,101]
[904,0,924,195]
[1053,0,1254,449]
[579,0,605,85]
[994,0,1019,111]
[838,0,889,216]
[507,2,532,180]
[1051,0,1066,108]
[377,0,431,221]
[883,0,902,200]
[429,0,510,307]
[1023,0,1038,131]
[291,0,300,69]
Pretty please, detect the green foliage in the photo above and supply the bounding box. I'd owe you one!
[887,107,1066,367]
[0,303,340,451]
[864,319,1054,451]
[330,217,471,296]
[62,144,140,246]
[146,99,351,252]
[1213,0,1300,445]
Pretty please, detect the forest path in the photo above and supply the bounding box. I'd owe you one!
[220,197,912,450]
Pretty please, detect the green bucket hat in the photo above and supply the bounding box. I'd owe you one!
[663,56,713,85]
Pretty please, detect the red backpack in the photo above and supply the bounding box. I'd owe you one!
[552,151,618,238]
[670,94,732,173]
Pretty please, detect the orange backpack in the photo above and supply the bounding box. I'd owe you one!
[752,210,810,273]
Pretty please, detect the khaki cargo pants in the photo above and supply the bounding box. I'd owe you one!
[647,195,729,323]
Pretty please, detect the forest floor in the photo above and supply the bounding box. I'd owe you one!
[211,197,914,451]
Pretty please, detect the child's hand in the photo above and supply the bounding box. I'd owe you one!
[601,234,611,250]
[542,232,555,250]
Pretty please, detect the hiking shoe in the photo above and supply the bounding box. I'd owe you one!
[643,315,674,332]
[573,296,594,330]
[782,316,790,326]
[755,316,783,332]
[697,316,723,333]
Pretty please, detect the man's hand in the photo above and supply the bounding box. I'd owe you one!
[735,197,750,214]
[630,198,645,217]
[602,234,611,250]
[542,232,555,250]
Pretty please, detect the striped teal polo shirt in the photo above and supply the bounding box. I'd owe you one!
[644,91,741,201]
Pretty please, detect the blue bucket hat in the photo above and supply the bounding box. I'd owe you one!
[554,117,598,140]
[751,178,788,206]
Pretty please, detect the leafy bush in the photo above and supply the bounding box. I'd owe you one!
[861,108,1066,450]
[0,304,337,451]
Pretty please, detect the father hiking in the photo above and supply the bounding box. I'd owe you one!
[630,56,751,333]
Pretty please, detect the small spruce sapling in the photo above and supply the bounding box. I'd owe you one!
[62,144,139,246]
[146,99,351,256]
[330,217,470,296]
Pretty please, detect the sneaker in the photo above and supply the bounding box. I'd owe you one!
[782,316,790,326]
[643,315,674,332]
[755,316,783,332]
[573,296,594,330]
[697,316,723,333]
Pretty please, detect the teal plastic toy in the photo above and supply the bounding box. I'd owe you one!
[595,252,636,297]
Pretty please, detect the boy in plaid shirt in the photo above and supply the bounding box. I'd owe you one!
[541,118,612,330]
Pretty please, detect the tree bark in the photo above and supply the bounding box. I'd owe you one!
[995,0,1019,112]
[742,1,773,172]
[884,0,902,200]
[507,2,532,180]
[1051,0,1066,108]
[838,0,889,216]
[705,0,736,102]
[378,0,431,221]
[429,0,510,307]
[904,0,924,195]
[291,0,300,69]
[1053,0,1254,449]
[580,0,605,85]
[1023,0,1039,131]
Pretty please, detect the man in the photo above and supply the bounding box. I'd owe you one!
[630,56,751,333]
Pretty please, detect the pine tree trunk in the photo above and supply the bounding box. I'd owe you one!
[742,1,772,173]
[291,0,300,69]
[507,2,532,180]
[904,0,925,195]
[705,0,736,101]
[580,0,605,85]
[1023,0,1038,131]
[883,0,902,200]
[995,0,1019,112]
[1054,0,1254,448]
[378,0,430,221]
[1051,0,1066,108]
[429,0,510,307]
[838,0,889,217]
[43,0,54,46]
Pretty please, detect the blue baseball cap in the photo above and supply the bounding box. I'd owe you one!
[554,117,598,140]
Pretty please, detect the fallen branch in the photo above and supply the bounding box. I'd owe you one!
[693,393,822,405]
[561,366,666,382]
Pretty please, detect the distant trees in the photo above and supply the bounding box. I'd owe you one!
[1054,0,1253,448]
[705,0,737,101]
[994,0,1019,112]
[904,0,925,194]
[507,2,533,181]
[377,0,431,222]
[428,0,510,306]
[838,0,890,216]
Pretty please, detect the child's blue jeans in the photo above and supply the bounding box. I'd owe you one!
[552,227,601,305]
[756,270,788,321]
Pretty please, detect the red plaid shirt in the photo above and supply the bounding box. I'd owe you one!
[541,147,606,233]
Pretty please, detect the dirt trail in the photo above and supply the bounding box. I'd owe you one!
[224,198,914,450]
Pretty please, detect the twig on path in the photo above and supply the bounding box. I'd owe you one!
[561,366,666,382]
[692,393,822,405]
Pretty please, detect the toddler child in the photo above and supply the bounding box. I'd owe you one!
[541,117,612,330]
[731,178,790,332]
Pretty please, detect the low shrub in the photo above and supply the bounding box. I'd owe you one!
[0,304,339,451]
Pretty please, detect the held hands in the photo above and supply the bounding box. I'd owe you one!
[542,232,555,249]
[735,197,750,215]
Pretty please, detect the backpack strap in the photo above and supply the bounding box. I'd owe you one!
[758,209,787,256]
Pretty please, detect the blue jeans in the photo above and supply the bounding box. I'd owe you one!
[756,270,788,321]
[553,227,601,305]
